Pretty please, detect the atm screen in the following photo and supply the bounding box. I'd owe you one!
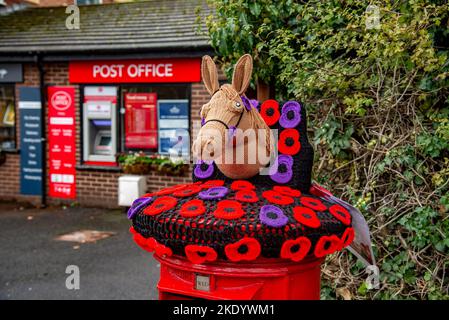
[93,130,112,155]
[99,136,111,147]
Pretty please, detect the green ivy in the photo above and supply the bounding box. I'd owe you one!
[202,0,449,299]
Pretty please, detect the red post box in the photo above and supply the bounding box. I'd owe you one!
[156,255,324,300]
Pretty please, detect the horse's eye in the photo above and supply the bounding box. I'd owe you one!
[235,102,242,109]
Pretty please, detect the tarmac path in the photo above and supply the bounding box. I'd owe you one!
[0,202,159,300]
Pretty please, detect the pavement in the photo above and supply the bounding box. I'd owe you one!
[0,201,159,300]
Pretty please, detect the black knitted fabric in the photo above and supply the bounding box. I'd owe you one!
[131,101,352,260]
[132,184,349,259]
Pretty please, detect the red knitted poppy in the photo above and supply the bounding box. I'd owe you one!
[154,240,173,257]
[278,128,301,155]
[329,204,351,226]
[180,199,206,218]
[293,206,321,228]
[230,180,256,191]
[185,245,218,264]
[173,185,202,197]
[235,190,259,203]
[314,235,340,258]
[201,180,225,189]
[340,227,355,249]
[154,184,187,196]
[262,190,294,205]
[224,238,261,262]
[280,237,311,262]
[213,200,245,220]
[299,197,327,211]
[273,186,301,197]
[133,233,157,253]
[260,100,280,126]
[143,196,177,216]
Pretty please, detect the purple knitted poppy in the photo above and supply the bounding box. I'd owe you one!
[194,160,214,179]
[241,96,252,111]
[269,154,293,184]
[127,197,153,219]
[250,99,260,110]
[259,205,288,228]
[201,118,206,126]
[199,186,229,200]
[279,101,301,128]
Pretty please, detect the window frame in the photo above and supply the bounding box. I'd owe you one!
[79,83,192,166]
[79,84,120,165]
[118,83,192,155]
[0,84,18,152]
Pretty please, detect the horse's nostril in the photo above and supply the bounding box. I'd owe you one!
[205,140,214,152]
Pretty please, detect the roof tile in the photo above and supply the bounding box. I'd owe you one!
[0,0,212,53]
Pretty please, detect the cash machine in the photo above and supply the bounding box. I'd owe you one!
[83,86,117,164]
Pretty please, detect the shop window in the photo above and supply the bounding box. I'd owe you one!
[120,85,190,158]
[0,85,16,150]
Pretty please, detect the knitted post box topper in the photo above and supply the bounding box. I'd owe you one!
[130,54,355,264]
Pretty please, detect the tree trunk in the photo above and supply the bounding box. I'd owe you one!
[257,79,275,101]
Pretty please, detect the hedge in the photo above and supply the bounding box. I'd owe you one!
[201,0,449,299]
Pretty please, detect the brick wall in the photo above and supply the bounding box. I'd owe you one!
[0,153,21,199]
[0,60,216,208]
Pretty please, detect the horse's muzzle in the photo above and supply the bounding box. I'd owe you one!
[192,125,225,161]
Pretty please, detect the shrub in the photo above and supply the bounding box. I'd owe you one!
[203,0,449,299]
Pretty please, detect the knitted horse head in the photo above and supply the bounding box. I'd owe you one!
[192,54,272,179]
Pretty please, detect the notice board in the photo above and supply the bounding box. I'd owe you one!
[19,87,43,196]
[157,99,189,157]
[48,86,76,199]
[124,93,158,149]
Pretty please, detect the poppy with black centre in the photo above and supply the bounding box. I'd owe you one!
[262,190,294,205]
[143,196,178,216]
[225,237,261,262]
[278,128,301,155]
[260,100,280,126]
[213,200,245,219]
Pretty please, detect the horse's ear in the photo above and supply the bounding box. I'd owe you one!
[201,55,219,96]
[232,54,253,95]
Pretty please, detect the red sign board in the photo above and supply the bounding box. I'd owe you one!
[69,58,201,83]
[48,86,76,199]
[125,93,158,149]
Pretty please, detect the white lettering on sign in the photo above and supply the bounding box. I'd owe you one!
[92,63,174,79]
[51,91,72,111]
[93,64,125,78]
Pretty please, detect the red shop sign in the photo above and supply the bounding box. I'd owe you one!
[125,93,158,149]
[69,58,201,83]
[47,86,76,199]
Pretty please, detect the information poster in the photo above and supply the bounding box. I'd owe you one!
[311,182,376,267]
[48,86,76,199]
[158,100,189,157]
[19,87,43,196]
[124,93,157,149]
